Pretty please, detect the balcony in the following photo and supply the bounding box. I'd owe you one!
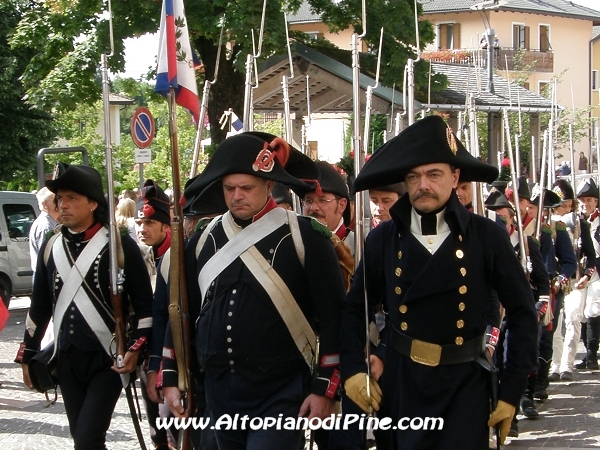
[422,48,554,73]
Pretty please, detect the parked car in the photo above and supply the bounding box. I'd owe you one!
[0,192,39,308]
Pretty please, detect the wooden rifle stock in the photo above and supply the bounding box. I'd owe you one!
[166,89,193,450]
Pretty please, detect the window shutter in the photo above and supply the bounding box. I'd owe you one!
[452,23,461,49]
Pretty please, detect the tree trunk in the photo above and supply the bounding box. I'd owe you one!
[194,36,245,147]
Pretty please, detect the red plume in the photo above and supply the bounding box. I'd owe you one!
[269,137,290,168]
[142,203,155,217]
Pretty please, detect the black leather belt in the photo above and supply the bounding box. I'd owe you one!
[389,327,485,367]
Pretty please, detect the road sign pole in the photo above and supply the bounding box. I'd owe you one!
[139,163,144,189]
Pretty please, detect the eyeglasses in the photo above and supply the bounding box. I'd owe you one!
[303,197,339,209]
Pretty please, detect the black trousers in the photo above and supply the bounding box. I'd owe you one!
[57,346,123,450]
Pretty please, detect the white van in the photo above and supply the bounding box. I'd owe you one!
[0,192,39,307]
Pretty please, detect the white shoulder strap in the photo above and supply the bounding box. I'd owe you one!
[160,248,171,283]
[222,213,316,369]
[287,210,304,267]
[196,215,222,259]
[43,232,61,266]
[198,209,287,299]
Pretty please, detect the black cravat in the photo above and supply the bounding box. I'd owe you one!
[415,206,445,236]
[420,213,437,235]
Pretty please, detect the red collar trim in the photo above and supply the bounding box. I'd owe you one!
[253,197,279,222]
[83,222,103,241]
[522,214,533,228]
[335,223,348,240]
[155,228,171,259]
[589,210,599,223]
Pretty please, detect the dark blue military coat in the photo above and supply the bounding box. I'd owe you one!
[340,192,538,449]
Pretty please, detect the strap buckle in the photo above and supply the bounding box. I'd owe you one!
[410,339,442,367]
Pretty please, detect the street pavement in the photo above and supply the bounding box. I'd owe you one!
[1,299,599,449]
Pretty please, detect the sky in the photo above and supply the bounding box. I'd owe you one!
[118,0,600,80]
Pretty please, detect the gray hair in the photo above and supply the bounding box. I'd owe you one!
[35,187,54,209]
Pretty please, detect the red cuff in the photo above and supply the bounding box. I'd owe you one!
[129,336,147,352]
[15,342,26,363]
[325,369,341,399]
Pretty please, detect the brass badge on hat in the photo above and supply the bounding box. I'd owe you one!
[446,126,458,155]
[252,146,275,173]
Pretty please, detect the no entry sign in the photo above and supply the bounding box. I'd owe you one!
[131,107,155,149]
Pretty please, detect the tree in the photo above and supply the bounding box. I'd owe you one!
[0,0,55,191]
[11,0,438,148]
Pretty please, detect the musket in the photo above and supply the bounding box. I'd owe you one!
[166,85,195,450]
[351,0,373,416]
[190,15,225,178]
[101,1,147,449]
[535,128,549,242]
[282,12,296,143]
[242,0,267,132]
[503,109,529,274]
[101,0,126,376]
[405,0,422,126]
[467,94,485,216]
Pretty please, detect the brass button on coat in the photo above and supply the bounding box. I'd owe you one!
[456,250,464,258]
[460,268,466,276]
[398,251,403,259]
[455,337,464,345]
[456,320,464,329]
[458,302,466,311]
[399,305,407,313]
[400,322,408,331]
[395,267,402,277]
[459,285,467,294]
[395,286,402,295]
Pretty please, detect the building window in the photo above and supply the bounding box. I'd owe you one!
[539,25,551,52]
[539,81,550,98]
[437,23,461,50]
[593,70,599,91]
[306,32,323,40]
[513,24,530,50]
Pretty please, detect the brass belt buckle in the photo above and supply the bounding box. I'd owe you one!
[410,339,442,366]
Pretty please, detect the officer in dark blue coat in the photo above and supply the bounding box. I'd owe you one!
[161,132,346,450]
[340,116,538,449]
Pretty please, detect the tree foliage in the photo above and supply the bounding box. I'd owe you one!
[10,0,438,148]
[0,0,55,191]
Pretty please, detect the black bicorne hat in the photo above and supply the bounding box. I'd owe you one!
[296,161,351,225]
[352,115,498,193]
[187,179,229,217]
[485,190,514,211]
[552,179,575,201]
[490,180,508,194]
[506,176,531,204]
[271,182,293,206]
[46,162,107,209]
[368,182,406,196]
[139,179,171,225]
[576,177,599,199]
[529,184,562,208]
[183,132,320,205]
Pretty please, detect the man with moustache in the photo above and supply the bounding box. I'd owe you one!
[340,116,538,449]
[302,160,355,255]
[161,133,346,449]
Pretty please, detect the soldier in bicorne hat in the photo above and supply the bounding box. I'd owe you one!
[573,178,600,371]
[16,163,153,449]
[548,179,597,382]
[339,115,538,448]
[161,132,346,449]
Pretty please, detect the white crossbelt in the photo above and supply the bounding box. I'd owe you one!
[220,211,317,369]
[51,229,112,359]
[198,208,288,299]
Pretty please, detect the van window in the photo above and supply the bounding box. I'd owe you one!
[3,204,36,241]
